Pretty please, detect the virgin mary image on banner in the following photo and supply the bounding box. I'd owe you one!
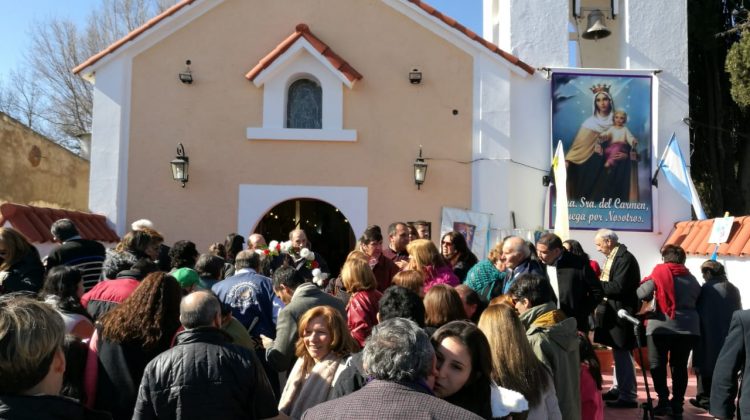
[551,72,653,231]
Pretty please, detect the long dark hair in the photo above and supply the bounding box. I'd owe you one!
[431,321,493,419]
[100,272,181,351]
[224,233,245,263]
[579,333,603,390]
[61,335,88,402]
[563,239,591,262]
[40,266,91,320]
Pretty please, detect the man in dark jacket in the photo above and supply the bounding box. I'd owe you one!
[536,233,603,333]
[133,290,280,420]
[710,308,750,420]
[592,229,640,408]
[500,236,547,293]
[691,260,742,411]
[261,266,346,373]
[46,218,106,290]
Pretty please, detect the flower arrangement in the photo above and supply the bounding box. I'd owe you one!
[254,240,281,257]
[312,268,329,287]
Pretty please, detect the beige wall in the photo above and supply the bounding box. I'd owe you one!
[0,113,89,210]
[126,0,474,248]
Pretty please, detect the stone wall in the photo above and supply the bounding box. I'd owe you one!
[0,112,89,210]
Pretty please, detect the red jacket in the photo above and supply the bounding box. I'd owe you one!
[81,277,140,321]
[347,289,382,347]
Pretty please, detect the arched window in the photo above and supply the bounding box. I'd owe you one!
[286,78,322,129]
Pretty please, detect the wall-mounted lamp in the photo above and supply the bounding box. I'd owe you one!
[413,145,428,189]
[170,143,189,187]
[409,68,422,85]
[179,60,193,84]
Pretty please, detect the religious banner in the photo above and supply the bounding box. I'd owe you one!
[550,71,654,231]
[441,207,492,258]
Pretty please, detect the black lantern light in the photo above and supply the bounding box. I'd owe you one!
[179,60,193,84]
[413,145,428,189]
[409,68,422,84]
[170,143,189,187]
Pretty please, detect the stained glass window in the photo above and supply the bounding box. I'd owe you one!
[286,79,322,129]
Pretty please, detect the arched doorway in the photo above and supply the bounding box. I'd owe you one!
[254,198,356,278]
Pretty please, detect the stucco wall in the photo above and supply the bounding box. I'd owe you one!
[0,113,89,210]
[123,0,474,248]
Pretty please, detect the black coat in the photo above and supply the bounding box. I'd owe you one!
[711,309,750,420]
[0,394,111,420]
[550,251,603,333]
[0,248,44,294]
[694,278,742,376]
[133,327,278,420]
[593,244,640,350]
[46,238,106,289]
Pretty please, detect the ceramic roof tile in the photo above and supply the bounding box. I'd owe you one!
[245,24,363,84]
[0,203,119,244]
[663,216,750,257]
[74,0,534,77]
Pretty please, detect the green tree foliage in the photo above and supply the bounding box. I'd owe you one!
[726,28,750,107]
[0,0,177,152]
[688,0,750,216]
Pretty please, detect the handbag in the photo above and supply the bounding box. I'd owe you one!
[636,298,657,319]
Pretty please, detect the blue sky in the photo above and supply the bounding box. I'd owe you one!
[0,0,482,79]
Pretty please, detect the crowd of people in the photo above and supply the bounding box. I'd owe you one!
[0,218,746,419]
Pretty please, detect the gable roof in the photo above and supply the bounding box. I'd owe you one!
[73,0,198,75]
[405,0,534,75]
[663,216,750,257]
[245,24,363,85]
[0,203,120,244]
[73,0,533,76]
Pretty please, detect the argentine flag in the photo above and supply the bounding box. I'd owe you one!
[657,133,707,219]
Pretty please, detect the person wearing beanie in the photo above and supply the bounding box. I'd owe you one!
[171,267,200,294]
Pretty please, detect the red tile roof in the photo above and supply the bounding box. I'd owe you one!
[663,216,750,257]
[74,0,533,77]
[0,203,120,244]
[406,0,534,75]
[245,24,363,84]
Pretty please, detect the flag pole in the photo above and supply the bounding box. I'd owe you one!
[651,133,675,187]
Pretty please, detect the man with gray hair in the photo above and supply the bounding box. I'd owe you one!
[0,294,110,418]
[302,318,482,419]
[46,218,106,290]
[133,291,281,419]
[211,250,276,339]
[500,236,546,293]
[593,228,641,409]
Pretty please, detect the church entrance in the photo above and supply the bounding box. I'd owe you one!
[254,198,356,278]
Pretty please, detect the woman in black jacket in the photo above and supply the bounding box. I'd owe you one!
[0,227,44,294]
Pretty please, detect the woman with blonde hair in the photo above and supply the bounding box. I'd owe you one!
[341,258,382,347]
[0,227,44,293]
[423,284,466,336]
[478,304,561,420]
[278,305,358,419]
[406,239,459,292]
[326,250,369,303]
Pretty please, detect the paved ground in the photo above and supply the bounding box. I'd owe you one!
[601,353,714,420]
